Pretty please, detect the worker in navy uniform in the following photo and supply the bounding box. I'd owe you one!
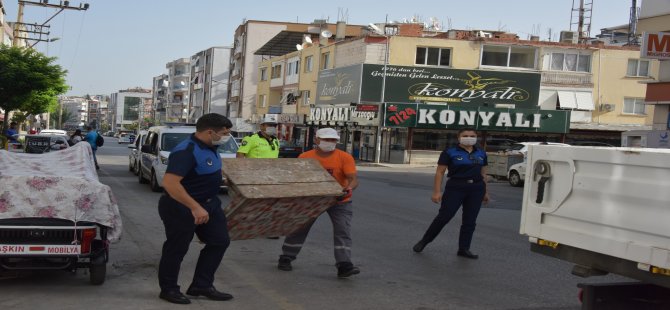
[412,128,490,259]
[157,113,234,304]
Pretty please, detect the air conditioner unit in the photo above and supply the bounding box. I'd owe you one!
[559,31,578,44]
[600,103,615,112]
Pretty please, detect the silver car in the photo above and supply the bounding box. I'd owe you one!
[128,131,147,175]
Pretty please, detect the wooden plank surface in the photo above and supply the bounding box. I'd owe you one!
[222,158,338,185]
[232,182,344,199]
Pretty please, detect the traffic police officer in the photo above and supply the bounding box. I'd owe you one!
[157,113,234,304]
[412,128,490,259]
[236,115,279,158]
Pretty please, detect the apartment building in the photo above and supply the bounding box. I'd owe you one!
[637,0,670,133]
[152,74,169,124]
[0,0,13,46]
[229,19,364,134]
[258,22,660,163]
[188,47,231,122]
[165,58,190,122]
[110,88,152,132]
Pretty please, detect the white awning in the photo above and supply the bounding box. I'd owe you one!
[575,92,594,110]
[557,91,577,109]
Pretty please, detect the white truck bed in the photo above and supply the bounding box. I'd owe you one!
[519,145,670,287]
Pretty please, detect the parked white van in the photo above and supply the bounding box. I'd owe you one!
[138,124,238,192]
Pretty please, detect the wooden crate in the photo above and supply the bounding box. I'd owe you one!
[222,158,344,240]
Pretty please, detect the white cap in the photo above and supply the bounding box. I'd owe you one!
[316,128,340,140]
[261,114,278,124]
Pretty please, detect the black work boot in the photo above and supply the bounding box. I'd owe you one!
[336,262,360,278]
[277,256,293,271]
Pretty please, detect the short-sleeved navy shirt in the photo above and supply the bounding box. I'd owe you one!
[438,145,488,180]
[165,134,222,202]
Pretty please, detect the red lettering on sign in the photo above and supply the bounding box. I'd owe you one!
[648,33,670,53]
[387,108,417,126]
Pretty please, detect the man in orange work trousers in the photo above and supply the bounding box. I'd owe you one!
[277,127,361,278]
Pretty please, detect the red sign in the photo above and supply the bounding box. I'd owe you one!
[641,32,670,60]
[356,104,379,112]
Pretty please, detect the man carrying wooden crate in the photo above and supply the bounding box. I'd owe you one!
[277,128,361,278]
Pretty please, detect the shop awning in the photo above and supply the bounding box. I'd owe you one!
[557,91,594,110]
[644,82,670,104]
[575,92,594,110]
[557,91,577,109]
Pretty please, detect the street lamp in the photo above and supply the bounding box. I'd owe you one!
[368,23,390,164]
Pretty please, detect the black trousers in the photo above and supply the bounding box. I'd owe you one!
[158,195,230,292]
[420,180,485,250]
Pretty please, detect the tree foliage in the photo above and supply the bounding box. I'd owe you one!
[0,45,68,132]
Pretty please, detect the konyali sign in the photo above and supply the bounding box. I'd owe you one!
[384,103,570,133]
[308,105,380,126]
[361,65,541,109]
[316,65,362,105]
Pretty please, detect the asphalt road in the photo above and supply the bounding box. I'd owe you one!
[0,137,622,310]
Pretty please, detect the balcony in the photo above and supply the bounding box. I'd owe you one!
[541,71,593,87]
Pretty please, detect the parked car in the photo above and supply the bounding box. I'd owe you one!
[128,134,136,144]
[506,142,570,187]
[118,133,131,144]
[128,131,148,175]
[23,134,70,154]
[38,129,68,136]
[504,142,570,156]
[278,140,303,158]
[138,124,239,193]
[483,138,517,153]
[138,125,197,192]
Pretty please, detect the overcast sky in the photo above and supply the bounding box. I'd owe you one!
[3,0,634,96]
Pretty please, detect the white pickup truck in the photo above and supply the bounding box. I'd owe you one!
[519,145,670,307]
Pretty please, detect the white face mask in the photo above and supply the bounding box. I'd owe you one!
[212,133,231,145]
[318,141,337,152]
[459,137,477,146]
[265,126,277,136]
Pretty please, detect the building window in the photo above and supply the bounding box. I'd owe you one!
[301,90,311,106]
[627,59,650,77]
[481,45,536,69]
[259,95,267,108]
[286,60,300,76]
[271,64,282,79]
[550,52,591,72]
[321,52,330,70]
[260,67,268,81]
[304,56,313,72]
[623,98,646,115]
[415,47,451,66]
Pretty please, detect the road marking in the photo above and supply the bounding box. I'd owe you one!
[224,260,304,310]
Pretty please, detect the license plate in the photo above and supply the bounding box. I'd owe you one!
[0,244,81,255]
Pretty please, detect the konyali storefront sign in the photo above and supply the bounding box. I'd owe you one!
[361,65,541,109]
[316,65,362,105]
[308,105,380,126]
[383,103,570,133]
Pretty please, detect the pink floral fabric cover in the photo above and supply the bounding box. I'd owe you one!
[0,143,122,241]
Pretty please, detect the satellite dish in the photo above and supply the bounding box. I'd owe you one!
[304,36,313,44]
[368,23,383,35]
[180,81,186,86]
[296,44,303,51]
[321,30,333,38]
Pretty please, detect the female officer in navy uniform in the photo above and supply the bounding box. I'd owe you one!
[157,113,234,304]
[412,128,490,259]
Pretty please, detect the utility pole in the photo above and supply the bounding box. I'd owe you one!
[13,0,90,47]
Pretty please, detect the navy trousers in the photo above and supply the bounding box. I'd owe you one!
[158,195,230,292]
[420,180,486,250]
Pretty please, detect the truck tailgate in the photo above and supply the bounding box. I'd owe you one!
[520,145,670,270]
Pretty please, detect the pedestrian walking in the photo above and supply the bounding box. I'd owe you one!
[84,126,100,170]
[157,113,234,305]
[277,128,361,278]
[412,128,490,259]
[69,129,83,145]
